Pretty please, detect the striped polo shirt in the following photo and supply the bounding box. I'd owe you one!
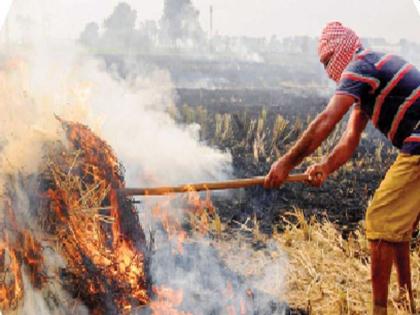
[336,49,420,154]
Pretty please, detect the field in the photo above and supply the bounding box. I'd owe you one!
[175,88,419,314]
[2,1,419,313]
[175,88,397,232]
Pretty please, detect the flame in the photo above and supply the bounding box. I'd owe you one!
[146,180,227,314]
[240,299,247,315]
[0,114,234,314]
[226,280,234,299]
[226,305,237,315]
[1,116,221,314]
[150,286,191,315]
[186,190,219,236]
[224,281,251,315]
[37,119,150,313]
[0,241,23,311]
[0,196,45,310]
[176,231,186,255]
[0,118,152,314]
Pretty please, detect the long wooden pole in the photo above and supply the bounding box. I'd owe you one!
[120,173,308,196]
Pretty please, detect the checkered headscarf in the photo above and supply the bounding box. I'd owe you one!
[318,22,362,82]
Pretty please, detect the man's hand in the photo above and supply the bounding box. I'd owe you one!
[264,158,293,189]
[305,163,330,187]
[263,95,354,189]
[263,94,358,190]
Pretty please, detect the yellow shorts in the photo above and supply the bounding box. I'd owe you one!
[366,153,420,242]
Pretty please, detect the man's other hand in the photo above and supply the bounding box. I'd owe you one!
[264,159,293,189]
[305,163,330,187]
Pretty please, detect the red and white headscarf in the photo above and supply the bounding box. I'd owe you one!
[318,22,362,82]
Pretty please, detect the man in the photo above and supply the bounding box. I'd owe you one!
[264,22,419,315]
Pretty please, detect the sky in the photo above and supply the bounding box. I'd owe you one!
[2,0,420,43]
[415,0,420,15]
[0,0,13,29]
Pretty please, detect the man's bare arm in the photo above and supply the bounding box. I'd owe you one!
[323,105,369,174]
[283,94,356,166]
[264,94,355,188]
[305,105,369,186]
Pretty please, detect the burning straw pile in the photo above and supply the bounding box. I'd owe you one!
[0,115,289,315]
[1,118,149,314]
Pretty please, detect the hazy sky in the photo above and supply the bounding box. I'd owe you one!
[0,0,13,28]
[415,0,420,15]
[3,0,420,43]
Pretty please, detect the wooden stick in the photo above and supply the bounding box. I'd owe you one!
[120,173,309,196]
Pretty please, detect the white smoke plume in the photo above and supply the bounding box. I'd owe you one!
[1,1,233,185]
[0,1,288,314]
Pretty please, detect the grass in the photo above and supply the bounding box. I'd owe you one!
[274,209,419,315]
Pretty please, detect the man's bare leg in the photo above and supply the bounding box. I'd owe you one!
[393,241,416,313]
[370,240,394,315]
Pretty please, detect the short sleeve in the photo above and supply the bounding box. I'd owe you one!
[336,60,380,104]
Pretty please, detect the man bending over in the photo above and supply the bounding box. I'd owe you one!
[265,22,419,315]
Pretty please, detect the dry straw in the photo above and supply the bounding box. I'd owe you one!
[274,209,419,315]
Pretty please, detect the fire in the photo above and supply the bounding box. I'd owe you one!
[0,241,23,311]
[0,195,46,311]
[176,231,187,255]
[38,119,150,313]
[0,115,264,315]
[150,286,191,315]
[0,118,150,314]
[0,114,225,314]
[146,183,227,314]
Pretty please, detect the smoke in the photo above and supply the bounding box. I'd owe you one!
[160,0,205,47]
[2,1,233,186]
[0,1,289,314]
[20,248,89,315]
[74,62,233,186]
[0,56,64,193]
[144,211,289,314]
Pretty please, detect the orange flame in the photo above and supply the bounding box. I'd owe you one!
[37,119,149,313]
[150,286,192,315]
[0,117,226,314]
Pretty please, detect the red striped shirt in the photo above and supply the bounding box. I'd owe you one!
[371,64,414,127]
[375,54,393,70]
[341,71,380,92]
[404,135,420,143]
[336,50,420,149]
[355,49,371,60]
[388,87,420,141]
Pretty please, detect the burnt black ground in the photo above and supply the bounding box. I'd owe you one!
[176,88,397,236]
